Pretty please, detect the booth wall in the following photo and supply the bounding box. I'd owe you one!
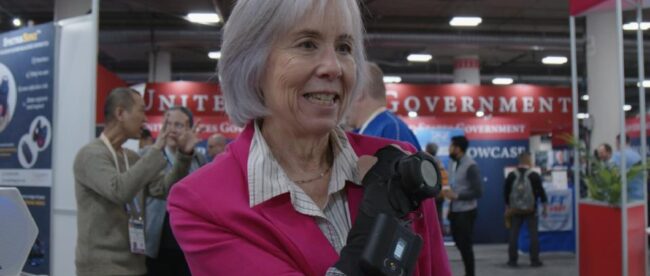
[52,13,98,276]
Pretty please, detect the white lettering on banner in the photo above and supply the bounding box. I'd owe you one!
[539,97,553,113]
[424,96,440,112]
[193,95,209,111]
[467,146,526,159]
[404,96,420,112]
[444,96,457,112]
[213,95,226,112]
[180,95,189,107]
[159,95,176,111]
[461,96,475,112]
[145,90,154,111]
[386,90,399,112]
[499,97,517,112]
[2,30,40,48]
[559,97,571,112]
[479,97,494,112]
[394,95,570,115]
[522,97,534,113]
[463,124,526,134]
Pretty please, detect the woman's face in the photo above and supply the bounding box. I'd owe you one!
[261,2,357,136]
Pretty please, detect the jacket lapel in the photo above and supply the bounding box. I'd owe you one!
[257,194,338,275]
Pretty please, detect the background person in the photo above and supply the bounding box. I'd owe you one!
[504,152,547,268]
[346,62,421,150]
[145,106,205,276]
[167,0,450,275]
[442,135,482,276]
[73,88,193,276]
[206,133,227,160]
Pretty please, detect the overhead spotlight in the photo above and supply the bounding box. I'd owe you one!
[407,54,432,63]
[581,95,589,101]
[624,105,632,111]
[476,110,485,117]
[492,77,513,85]
[208,51,221,60]
[623,22,650,31]
[542,56,568,65]
[576,113,590,119]
[186,13,221,24]
[12,18,22,27]
[637,80,650,88]
[383,76,402,84]
[450,17,482,27]
[408,111,418,118]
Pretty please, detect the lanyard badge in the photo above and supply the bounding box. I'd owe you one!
[99,133,147,254]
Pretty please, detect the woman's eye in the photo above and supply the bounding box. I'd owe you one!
[337,43,352,54]
[298,41,317,49]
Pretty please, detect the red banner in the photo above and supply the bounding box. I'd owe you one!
[385,84,572,134]
[141,82,241,139]
[625,114,650,138]
[569,0,644,16]
[143,82,224,116]
[96,65,127,124]
[403,117,530,141]
[144,115,242,140]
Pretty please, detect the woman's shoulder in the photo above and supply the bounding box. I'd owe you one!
[170,149,248,206]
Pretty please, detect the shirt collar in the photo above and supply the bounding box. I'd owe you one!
[247,121,360,209]
[359,107,386,134]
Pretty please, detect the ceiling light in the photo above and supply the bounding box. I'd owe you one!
[476,110,485,117]
[450,17,482,27]
[492,77,513,85]
[186,13,221,24]
[407,54,432,63]
[577,113,590,119]
[542,56,568,65]
[208,51,221,59]
[623,22,650,31]
[581,95,589,101]
[637,80,650,88]
[408,111,418,118]
[12,18,21,27]
[383,76,402,83]
[624,104,632,111]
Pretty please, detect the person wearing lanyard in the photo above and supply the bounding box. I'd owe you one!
[73,87,197,276]
[144,106,206,276]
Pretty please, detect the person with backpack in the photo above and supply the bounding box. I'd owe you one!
[504,152,548,268]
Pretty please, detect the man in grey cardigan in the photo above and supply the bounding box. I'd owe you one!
[442,135,482,276]
[73,88,199,276]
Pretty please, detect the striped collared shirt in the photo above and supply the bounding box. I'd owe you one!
[248,121,360,253]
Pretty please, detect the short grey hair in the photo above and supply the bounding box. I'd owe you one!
[218,0,367,126]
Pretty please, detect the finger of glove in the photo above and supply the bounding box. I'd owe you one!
[362,145,408,185]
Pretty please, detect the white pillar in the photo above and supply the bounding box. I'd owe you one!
[586,11,623,149]
[453,55,480,84]
[52,0,99,275]
[148,51,172,82]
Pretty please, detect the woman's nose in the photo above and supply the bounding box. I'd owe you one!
[316,47,342,81]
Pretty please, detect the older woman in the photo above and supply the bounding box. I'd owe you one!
[167,0,450,275]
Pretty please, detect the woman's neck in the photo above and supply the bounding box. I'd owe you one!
[259,119,332,177]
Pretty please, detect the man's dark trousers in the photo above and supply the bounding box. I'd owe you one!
[508,212,540,264]
[449,209,477,276]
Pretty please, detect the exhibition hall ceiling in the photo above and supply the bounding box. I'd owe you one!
[1,0,650,111]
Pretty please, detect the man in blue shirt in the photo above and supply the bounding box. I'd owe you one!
[612,135,643,202]
[346,62,421,150]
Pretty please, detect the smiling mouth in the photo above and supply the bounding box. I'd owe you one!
[303,93,340,106]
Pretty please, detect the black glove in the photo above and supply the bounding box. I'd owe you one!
[334,146,415,275]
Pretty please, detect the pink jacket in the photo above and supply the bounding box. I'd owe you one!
[168,124,451,276]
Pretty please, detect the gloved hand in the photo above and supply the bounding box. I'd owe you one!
[334,145,415,275]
